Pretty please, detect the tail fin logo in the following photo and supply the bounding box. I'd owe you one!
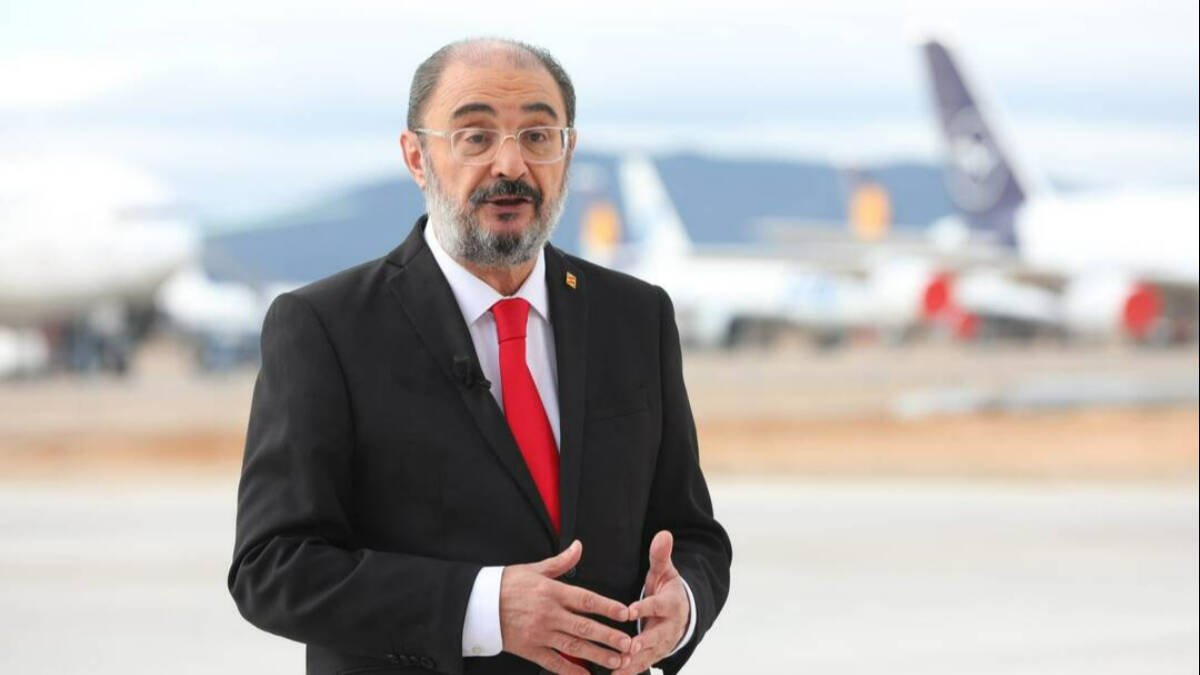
[848,180,892,242]
[945,106,1011,213]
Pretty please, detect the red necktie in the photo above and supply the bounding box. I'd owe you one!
[490,298,561,534]
[493,300,583,668]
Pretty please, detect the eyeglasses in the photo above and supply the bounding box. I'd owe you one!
[414,126,573,165]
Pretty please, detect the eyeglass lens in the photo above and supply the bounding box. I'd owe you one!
[450,128,565,163]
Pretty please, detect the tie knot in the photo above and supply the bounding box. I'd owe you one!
[491,297,531,343]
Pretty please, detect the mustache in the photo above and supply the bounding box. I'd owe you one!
[469,180,544,209]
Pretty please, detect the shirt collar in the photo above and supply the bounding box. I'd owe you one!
[423,216,550,327]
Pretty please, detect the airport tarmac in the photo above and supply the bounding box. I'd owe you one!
[0,341,1196,672]
[0,340,1196,480]
[0,477,1195,674]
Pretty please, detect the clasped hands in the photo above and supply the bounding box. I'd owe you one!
[500,531,688,675]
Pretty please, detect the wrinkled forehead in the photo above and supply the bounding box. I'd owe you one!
[425,49,565,127]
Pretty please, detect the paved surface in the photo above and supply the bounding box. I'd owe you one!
[3,343,1196,482]
[1,477,1195,674]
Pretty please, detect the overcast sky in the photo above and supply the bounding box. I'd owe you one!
[2,0,1197,220]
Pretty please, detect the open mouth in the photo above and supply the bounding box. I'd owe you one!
[485,197,532,207]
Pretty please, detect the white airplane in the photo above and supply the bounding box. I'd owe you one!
[922,38,1200,342]
[0,154,199,373]
[154,265,301,370]
[0,326,49,379]
[593,156,962,348]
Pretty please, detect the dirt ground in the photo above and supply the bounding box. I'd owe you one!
[0,339,1196,481]
[698,407,1197,479]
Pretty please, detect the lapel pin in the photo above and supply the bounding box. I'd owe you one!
[565,272,577,289]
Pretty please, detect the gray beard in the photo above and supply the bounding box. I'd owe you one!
[423,161,566,269]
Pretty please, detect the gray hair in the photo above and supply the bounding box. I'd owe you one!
[406,38,576,131]
[422,151,567,269]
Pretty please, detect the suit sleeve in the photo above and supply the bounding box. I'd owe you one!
[644,286,733,674]
[228,292,480,675]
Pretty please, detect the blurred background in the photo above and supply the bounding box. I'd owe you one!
[1,0,1197,672]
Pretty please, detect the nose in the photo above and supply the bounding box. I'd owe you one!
[490,135,529,181]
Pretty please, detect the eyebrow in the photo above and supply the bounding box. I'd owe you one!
[451,103,497,119]
[450,101,560,121]
[521,102,559,120]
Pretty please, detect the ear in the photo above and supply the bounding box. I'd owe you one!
[399,130,428,189]
[561,128,578,174]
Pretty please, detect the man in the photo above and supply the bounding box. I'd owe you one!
[228,38,731,675]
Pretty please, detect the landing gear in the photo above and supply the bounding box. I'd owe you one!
[43,303,139,376]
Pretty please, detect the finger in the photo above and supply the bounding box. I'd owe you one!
[641,530,676,595]
[555,611,633,652]
[558,583,630,622]
[629,617,681,658]
[613,651,658,675]
[628,592,666,621]
[627,591,678,621]
[532,540,582,579]
[531,647,589,675]
[642,566,663,602]
[647,530,675,580]
[550,631,632,671]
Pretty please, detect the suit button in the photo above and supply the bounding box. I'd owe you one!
[565,566,577,578]
[386,653,401,664]
[420,656,435,669]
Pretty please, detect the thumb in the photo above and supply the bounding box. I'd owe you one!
[646,530,676,590]
[650,530,674,569]
[532,539,582,578]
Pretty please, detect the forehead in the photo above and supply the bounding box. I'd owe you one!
[425,57,565,125]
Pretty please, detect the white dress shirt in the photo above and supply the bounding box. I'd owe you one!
[422,220,696,661]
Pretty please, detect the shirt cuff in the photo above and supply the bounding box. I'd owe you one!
[637,576,697,658]
[462,566,504,657]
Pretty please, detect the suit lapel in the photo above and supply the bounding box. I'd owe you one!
[384,217,558,546]
[545,246,588,550]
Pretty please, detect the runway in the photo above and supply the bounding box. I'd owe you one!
[1,477,1195,673]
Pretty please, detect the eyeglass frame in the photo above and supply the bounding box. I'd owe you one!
[413,126,575,165]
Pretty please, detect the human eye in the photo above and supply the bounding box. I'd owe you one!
[452,128,496,158]
[521,127,552,145]
[457,129,495,146]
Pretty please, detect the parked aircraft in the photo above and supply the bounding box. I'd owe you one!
[601,156,962,347]
[154,265,300,370]
[0,327,49,379]
[0,154,199,373]
[922,38,1200,342]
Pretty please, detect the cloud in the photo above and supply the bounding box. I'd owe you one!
[0,53,157,109]
[582,117,1199,187]
[1,0,1194,217]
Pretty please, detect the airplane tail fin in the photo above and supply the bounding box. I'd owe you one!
[617,155,692,267]
[843,168,892,242]
[578,199,625,267]
[922,38,1030,247]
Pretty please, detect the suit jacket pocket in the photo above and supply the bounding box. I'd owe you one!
[587,386,648,422]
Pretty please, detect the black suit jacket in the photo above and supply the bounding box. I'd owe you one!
[228,217,731,675]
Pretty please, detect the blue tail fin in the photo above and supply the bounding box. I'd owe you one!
[922,39,1027,247]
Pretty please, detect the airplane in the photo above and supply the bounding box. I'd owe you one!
[0,154,200,374]
[921,38,1200,343]
[0,326,49,379]
[599,41,1198,349]
[154,264,301,370]
[589,155,964,348]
